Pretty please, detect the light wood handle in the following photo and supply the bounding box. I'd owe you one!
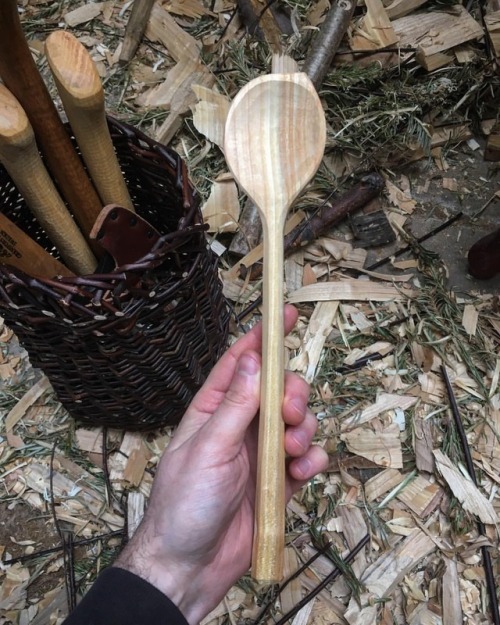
[0,0,104,251]
[252,217,286,583]
[45,31,135,212]
[0,212,73,278]
[0,85,97,275]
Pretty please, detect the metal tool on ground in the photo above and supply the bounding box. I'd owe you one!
[0,0,104,251]
[0,212,73,278]
[45,31,135,212]
[224,73,326,583]
[0,85,97,275]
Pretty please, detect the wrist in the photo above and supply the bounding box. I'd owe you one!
[114,539,211,625]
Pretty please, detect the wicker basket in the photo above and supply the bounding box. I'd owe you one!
[0,118,230,430]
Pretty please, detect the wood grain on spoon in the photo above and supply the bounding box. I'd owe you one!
[224,73,326,583]
[45,30,135,212]
[0,0,103,252]
[0,85,97,275]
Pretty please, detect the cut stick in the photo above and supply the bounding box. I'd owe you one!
[0,212,73,278]
[0,85,97,275]
[120,0,157,64]
[303,0,357,88]
[0,0,103,251]
[45,31,134,212]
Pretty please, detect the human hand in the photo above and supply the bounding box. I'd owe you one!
[115,305,329,625]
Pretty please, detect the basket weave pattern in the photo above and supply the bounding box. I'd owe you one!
[0,119,230,430]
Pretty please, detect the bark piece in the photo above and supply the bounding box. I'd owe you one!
[229,199,262,256]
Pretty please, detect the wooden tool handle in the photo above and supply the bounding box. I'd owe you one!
[0,0,104,248]
[0,212,73,278]
[0,85,97,275]
[252,218,286,583]
[45,31,135,212]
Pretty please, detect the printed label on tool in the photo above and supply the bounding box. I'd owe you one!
[0,230,22,259]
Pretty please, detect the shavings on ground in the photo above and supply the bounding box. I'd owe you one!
[201,175,241,233]
[1,0,500,623]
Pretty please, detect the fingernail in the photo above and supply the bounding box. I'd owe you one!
[295,457,311,477]
[237,353,260,376]
[291,431,308,452]
[291,396,307,416]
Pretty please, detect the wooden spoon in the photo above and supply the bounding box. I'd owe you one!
[224,73,326,583]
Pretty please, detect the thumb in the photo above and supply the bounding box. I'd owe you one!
[201,350,261,449]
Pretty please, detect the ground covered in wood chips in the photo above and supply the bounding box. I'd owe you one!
[1,0,499,624]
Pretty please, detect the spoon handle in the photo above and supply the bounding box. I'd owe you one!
[252,218,286,583]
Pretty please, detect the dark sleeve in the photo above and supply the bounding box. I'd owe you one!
[62,566,189,625]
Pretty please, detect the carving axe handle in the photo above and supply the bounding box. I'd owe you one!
[0,212,73,278]
[0,85,97,275]
[45,31,135,212]
[0,0,104,250]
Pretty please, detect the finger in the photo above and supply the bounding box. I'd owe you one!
[198,350,261,452]
[282,371,310,427]
[186,305,298,420]
[285,410,318,458]
[286,445,329,499]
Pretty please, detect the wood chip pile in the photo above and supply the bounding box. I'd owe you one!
[1,1,499,624]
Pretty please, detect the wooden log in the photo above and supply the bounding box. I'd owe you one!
[303,0,357,89]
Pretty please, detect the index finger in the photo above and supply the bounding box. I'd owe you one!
[185,304,299,420]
